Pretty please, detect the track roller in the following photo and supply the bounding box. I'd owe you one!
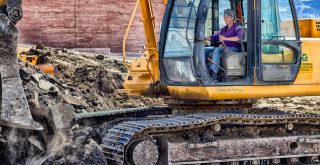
[128,140,159,165]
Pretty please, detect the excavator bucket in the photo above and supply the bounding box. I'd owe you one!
[0,14,43,130]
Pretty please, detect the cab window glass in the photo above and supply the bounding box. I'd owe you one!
[205,3,212,36]
[242,0,247,27]
[261,45,294,63]
[164,0,198,58]
[261,0,296,40]
[219,0,231,28]
[278,0,296,38]
[261,0,297,64]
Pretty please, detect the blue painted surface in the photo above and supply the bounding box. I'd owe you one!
[294,0,320,18]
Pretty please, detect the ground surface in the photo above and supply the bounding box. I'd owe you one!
[257,97,320,114]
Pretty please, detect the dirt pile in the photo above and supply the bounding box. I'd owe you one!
[20,45,163,114]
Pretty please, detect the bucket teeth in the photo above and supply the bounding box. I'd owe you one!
[0,13,43,130]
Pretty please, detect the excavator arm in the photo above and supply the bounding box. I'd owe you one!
[0,0,42,130]
[123,0,168,97]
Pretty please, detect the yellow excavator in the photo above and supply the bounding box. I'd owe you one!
[99,0,320,164]
[1,0,320,164]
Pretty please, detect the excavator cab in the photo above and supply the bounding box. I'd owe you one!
[159,0,301,86]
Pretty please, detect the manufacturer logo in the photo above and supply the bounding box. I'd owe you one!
[301,53,308,62]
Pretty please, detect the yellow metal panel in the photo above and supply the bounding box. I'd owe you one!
[162,0,167,5]
[299,19,320,38]
[168,84,320,101]
[123,56,156,96]
[0,0,6,6]
[18,54,38,66]
[294,38,320,84]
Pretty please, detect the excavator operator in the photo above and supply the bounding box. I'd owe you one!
[204,9,243,82]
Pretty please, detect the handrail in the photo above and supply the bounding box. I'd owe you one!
[144,47,159,82]
[123,0,140,68]
[149,0,156,29]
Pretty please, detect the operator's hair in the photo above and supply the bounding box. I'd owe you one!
[224,9,236,20]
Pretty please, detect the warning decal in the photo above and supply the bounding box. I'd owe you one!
[300,63,313,73]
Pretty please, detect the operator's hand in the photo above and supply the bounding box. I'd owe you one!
[204,36,211,46]
[219,35,227,42]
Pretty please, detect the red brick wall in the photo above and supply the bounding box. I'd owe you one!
[17,0,165,52]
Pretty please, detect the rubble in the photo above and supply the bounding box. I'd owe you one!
[95,54,105,61]
[28,135,45,151]
[7,45,164,165]
[50,103,75,129]
[20,46,164,114]
[29,47,162,111]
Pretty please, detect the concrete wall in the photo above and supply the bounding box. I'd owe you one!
[17,0,165,52]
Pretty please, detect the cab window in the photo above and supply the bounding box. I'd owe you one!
[261,0,297,64]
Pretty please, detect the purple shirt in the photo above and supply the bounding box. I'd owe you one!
[210,23,243,48]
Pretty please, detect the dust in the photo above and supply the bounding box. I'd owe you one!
[38,126,108,165]
[0,128,42,165]
[46,130,70,153]
[8,129,18,165]
[26,130,70,165]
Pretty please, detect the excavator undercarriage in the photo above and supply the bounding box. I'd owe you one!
[95,106,320,165]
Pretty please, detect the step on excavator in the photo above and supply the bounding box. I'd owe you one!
[99,0,320,164]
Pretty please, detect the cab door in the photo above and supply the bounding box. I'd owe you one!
[159,0,200,86]
[256,0,301,85]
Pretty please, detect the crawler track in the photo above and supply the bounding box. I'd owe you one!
[100,108,320,165]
